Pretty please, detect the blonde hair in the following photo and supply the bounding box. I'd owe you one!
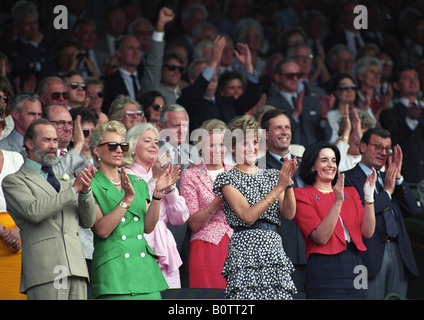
[227,115,259,148]
[89,120,126,166]
[108,94,141,121]
[123,122,159,167]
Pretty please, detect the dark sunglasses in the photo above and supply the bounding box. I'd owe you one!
[151,104,164,111]
[163,64,184,73]
[97,91,104,98]
[51,92,70,100]
[0,95,8,103]
[83,129,92,138]
[281,72,301,80]
[70,82,87,90]
[98,141,129,152]
[337,84,357,91]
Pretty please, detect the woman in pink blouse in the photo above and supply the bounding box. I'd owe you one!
[123,122,189,288]
[180,119,233,289]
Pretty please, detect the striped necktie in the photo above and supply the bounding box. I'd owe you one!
[41,166,61,193]
[376,172,399,238]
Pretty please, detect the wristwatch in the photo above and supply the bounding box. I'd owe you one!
[119,201,130,209]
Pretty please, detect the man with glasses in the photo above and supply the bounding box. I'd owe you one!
[344,127,419,299]
[38,76,69,109]
[266,59,327,147]
[43,105,90,177]
[0,92,42,155]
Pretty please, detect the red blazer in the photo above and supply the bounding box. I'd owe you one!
[294,186,367,258]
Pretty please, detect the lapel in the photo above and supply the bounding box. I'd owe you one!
[20,164,58,197]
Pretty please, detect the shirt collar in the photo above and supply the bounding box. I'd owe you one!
[24,157,43,175]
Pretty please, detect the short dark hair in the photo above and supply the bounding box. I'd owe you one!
[300,141,341,186]
[360,127,391,145]
[260,108,289,130]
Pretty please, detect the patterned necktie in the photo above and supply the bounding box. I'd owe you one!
[41,166,61,193]
[376,172,399,238]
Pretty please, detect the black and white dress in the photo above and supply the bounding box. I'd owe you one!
[214,168,297,299]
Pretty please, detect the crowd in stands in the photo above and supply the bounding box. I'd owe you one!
[0,0,424,300]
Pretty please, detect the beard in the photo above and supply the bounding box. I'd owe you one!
[33,143,58,167]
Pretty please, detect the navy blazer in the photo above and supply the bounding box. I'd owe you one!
[344,164,419,278]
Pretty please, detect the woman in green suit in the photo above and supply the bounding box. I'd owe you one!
[88,120,179,299]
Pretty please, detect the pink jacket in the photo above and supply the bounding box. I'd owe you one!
[126,163,189,275]
[180,162,233,245]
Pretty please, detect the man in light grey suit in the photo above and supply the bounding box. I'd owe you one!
[3,119,97,300]
[43,105,90,177]
[0,92,42,155]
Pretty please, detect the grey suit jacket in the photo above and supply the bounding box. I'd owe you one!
[0,130,25,156]
[139,38,178,105]
[53,149,90,177]
[2,164,96,293]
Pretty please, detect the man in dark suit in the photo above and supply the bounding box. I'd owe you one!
[344,128,419,299]
[380,66,424,183]
[101,34,143,114]
[256,108,307,298]
[266,59,328,147]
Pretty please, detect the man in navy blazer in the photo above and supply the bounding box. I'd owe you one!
[344,128,419,299]
[256,109,306,298]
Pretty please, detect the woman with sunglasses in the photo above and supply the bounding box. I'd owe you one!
[108,95,144,131]
[83,77,109,124]
[327,73,358,144]
[123,122,187,288]
[139,91,166,130]
[0,75,14,139]
[89,120,178,299]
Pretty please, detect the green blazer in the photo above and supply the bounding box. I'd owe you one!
[90,170,168,298]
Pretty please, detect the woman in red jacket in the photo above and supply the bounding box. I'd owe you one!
[294,141,376,299]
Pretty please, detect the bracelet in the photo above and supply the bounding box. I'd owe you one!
[269,193,277,201]
[286,183,294,189]
[165,186,175,194]
[365,200,374,205]
[206,204,215,214]
[152,195,162,201]
[264,196,273,206]
[119,201,130,209]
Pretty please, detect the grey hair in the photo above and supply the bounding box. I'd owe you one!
[108,94,141,121]
[355,56,382,77]
[123,122,159,167]
[37,76,67,95]
[235,18,263,43]
[10,92,40,113]
[11,1,38,23]
[159,104,189,126]
[286,44,312,60]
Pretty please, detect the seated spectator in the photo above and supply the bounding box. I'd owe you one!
[124,122,189,288]
[37,76,69,109]
[326,73,358,143]
[139,90,165,130]
[355,56,392,122]
[0,93,42,156]
[0,75,15,139]
[83,77,108,123]
[108,94,144,131]
[52,39,82,76]
[62,71,87,110]
[180,119,233,289]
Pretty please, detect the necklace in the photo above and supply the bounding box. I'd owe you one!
[234,165,259,174]
[111,180,121,186]
[316,187,333,194]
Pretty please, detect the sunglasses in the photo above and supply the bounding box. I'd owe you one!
[125,110,144,118]
[151,104,164,111]
[0,95,8,103]
[98,142,129,152]
[163,64,184,73]
[83,129,92,138]
[281,72,301,80]
[97,91,104,98]
[69,82,87,90]
[337,84,357,91]
[50,92,70,100]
